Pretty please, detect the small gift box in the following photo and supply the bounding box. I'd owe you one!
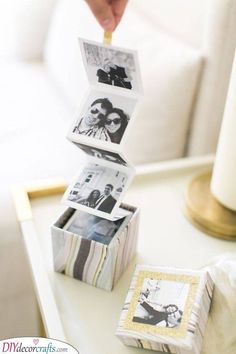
[51,203,139,291]
[116,264,214,354]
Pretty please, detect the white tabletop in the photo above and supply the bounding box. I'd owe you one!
[20,156,236,354]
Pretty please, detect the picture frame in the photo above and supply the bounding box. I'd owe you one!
[116,264,214,354]
[124,270,199,336]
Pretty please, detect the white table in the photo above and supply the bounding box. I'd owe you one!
[14,156,236,354]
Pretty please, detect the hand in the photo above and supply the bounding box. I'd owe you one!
[85,0,128,32]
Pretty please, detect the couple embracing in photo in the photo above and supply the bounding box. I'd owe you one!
[76,183,117,213]
[73,98,129,144]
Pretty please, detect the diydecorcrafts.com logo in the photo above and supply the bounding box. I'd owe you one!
[0,337,79,353]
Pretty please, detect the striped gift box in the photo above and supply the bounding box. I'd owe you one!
[51,203,139,291]
[116,265,214,354]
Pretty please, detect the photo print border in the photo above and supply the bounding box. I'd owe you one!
[124,270,199,337]
[62,37,139,222]
[67,88,138,150]
[79,37,143,96]
[62,160,135,220]
[71,142,129,166]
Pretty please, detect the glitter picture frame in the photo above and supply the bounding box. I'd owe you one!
[116,265,214,354]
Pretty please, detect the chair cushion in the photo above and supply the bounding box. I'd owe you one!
[130,0,209,48]
[0,0,57,59]
[123,35,202,164]
[0,59,82,189]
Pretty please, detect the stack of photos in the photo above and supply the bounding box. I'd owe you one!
[116,265,214,354]
[63,208,132,246]
[63,38,143,220]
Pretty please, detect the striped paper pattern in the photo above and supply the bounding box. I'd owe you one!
[51,204,139,291]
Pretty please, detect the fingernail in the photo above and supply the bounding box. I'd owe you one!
[101,18,114,31]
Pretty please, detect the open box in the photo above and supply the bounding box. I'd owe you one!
[51,203,139,291]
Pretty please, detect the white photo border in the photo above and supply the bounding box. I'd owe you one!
[62,157,135,220]
[67,87,139,151]
[79,37,143,97]
[71,141,130,167]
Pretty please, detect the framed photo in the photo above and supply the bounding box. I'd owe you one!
[116,265,214,354]
[62,161,134,220]
[124,269,199,336]
[72,142,129,166]
[67,89,138,149]
[79,38,143,95]
[128,274,197,335]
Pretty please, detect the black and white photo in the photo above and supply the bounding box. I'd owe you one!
[62,162,133,218]
[79,38,142,94]
[64,210,126,245]
[117,265,212,350]
[73,142,128,166]
[68,89,137,146]
[132,278,189,328]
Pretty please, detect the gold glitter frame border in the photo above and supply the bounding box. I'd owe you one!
[124,270,200,337]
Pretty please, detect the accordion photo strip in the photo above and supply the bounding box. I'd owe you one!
[51,37,143,291]
[63,38,143,220]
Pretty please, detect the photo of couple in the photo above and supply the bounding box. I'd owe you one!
[63,163,130,218]
[132,278,188,328]
[96,58,132,90]
[72,97,130,144]
[76,184,117,213]
[69,183,117,214]
[80,39,142,93]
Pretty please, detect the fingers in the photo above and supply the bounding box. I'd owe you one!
[86,0,128,31]
[111,0,128,28]
[85,0,116,31]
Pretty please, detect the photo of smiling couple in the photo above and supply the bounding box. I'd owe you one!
[72,97,130,144]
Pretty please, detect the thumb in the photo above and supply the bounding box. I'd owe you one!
[85,0,116,32]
